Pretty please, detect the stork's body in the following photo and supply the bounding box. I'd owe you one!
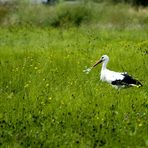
[93,55,142,89]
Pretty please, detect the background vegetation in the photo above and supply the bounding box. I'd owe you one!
[0,0,148,147]
[0,0,148,27]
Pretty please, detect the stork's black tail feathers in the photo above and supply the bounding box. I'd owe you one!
[135,79,143,87]
[122,74,142,87]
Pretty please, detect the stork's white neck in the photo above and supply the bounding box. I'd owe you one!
[102,61,108,70]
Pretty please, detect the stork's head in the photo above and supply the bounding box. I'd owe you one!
[93,55,109,67]
[100,55,109,63]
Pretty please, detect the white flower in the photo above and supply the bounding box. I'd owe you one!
[83,67,92,74]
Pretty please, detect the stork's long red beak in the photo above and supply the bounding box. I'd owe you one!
[93,59,102,68]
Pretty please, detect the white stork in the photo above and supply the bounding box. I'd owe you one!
[84,55,142,89]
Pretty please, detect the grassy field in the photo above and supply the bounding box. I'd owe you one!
[0,26,148,147]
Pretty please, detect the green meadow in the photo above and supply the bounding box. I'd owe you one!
[0,1,148,148]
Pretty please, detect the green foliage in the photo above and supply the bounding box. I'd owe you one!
[111,0,148,6]
[77,0,148,6]
[0,26,148,147]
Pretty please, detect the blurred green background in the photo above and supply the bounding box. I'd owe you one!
[0,0,148,28]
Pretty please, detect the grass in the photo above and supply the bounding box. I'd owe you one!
[0,26,148,147]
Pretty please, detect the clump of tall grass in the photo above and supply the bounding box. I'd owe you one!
[0,2,13,23]
[49,2,92,27]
